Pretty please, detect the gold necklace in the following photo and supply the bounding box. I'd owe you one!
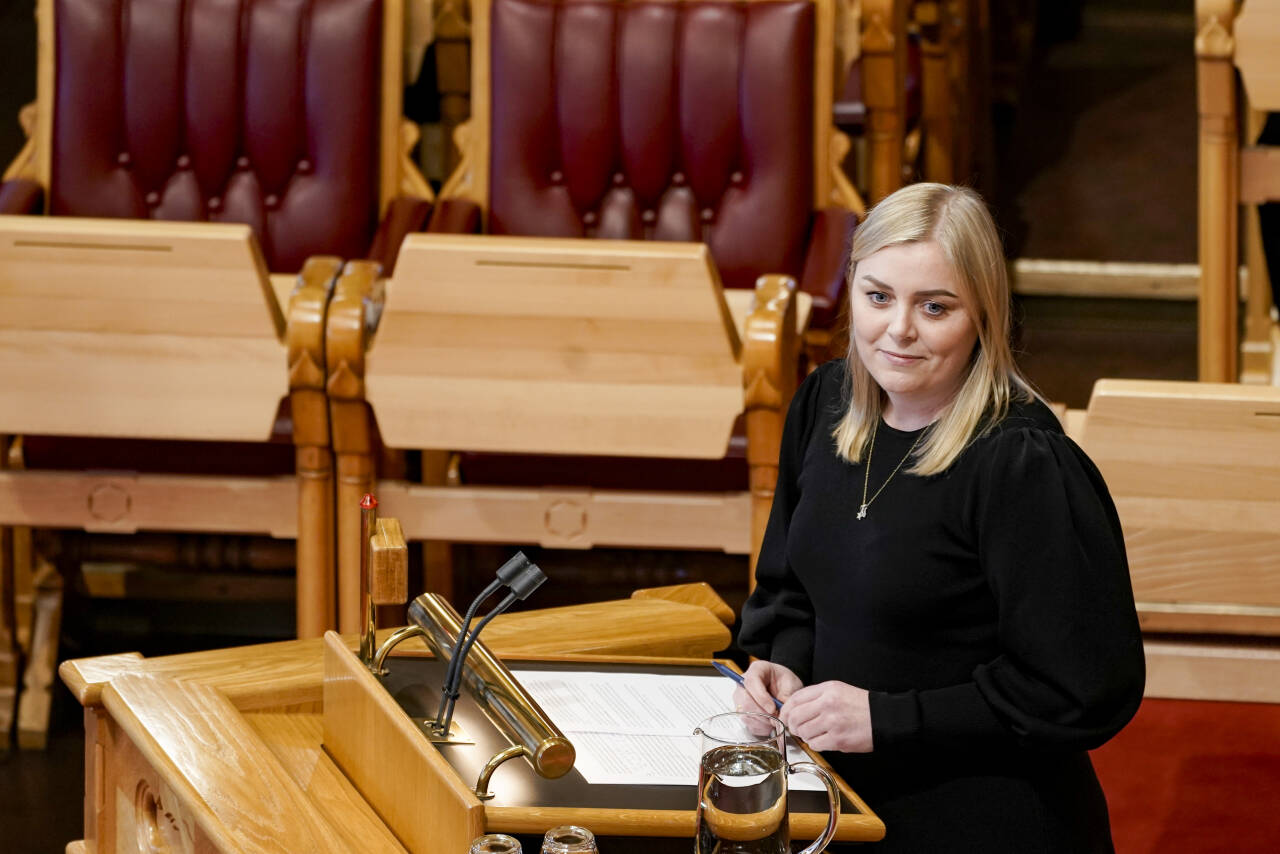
[857,419,924,521]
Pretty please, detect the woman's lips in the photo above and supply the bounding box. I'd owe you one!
[880,350,923,366]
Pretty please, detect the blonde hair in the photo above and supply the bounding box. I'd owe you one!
[832,183,1035,475]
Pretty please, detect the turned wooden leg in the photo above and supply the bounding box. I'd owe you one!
[0,517,17,751]
[295,444,336,639]
[16,560,62,749]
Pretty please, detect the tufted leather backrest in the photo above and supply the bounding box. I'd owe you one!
[49,0,383,273]
[488,0,815,291]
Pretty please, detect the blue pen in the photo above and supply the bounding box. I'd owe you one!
[711,660,784,710]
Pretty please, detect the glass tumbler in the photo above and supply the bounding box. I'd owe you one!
[470,834,522,853]
[541,824,598,853]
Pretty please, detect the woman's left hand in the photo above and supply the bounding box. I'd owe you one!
[779,681,873,753]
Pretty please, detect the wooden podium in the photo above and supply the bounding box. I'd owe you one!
[59,585,885,852]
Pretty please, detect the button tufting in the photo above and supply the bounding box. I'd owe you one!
[237,156,251,170]
[296,159,312,174]
[176,155,191,169]
[641,210,656,224]
[264,194,279,209]
[612,172,626,186]
[144,191,159,206]
[207,197,222,212]
[549,170,564,184]
[701,208,715,222]
[116,152,131,167]
[671,172,686,185]
[582,211,597,226]
[730,171,744,185]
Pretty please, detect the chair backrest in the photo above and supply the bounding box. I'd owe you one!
[34,0,399,273]
[365,234,745,457]
[1080,379,1280,635]
[444,0,852,291]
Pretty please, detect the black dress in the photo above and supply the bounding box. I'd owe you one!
[738,360,1145,853]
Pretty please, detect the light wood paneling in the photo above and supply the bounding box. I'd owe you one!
[376,482,752,552]
[368,236,743,458]
[1144,637,1280,703]
[247,711,409,853]
[0,470,297,535]
[0,217,285,442]
[1081,379,1280,634]
[324,633,485,854]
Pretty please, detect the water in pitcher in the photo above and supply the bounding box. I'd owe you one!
[695,744,791,854]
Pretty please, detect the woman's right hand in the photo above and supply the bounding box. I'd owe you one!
[734,660,803,715]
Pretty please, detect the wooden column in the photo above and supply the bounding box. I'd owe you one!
[743,277,799,592]
[326,262,382,633]
[287,258,344,638]
[862,0,909,203]
[0,435,16,748]
[1195,1,1239,382]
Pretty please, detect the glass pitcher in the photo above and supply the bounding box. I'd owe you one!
[693,711,840,854]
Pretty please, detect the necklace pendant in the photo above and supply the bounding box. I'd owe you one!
[856,504,868,521]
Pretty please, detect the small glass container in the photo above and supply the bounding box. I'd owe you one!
[541,825,598,853]
[470,834,522,853]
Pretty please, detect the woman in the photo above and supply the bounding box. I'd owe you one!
[735,183,1144,852]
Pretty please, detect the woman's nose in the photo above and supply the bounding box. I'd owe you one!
[888,306,914,341]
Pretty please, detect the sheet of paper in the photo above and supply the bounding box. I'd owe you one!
[511,669,824,789]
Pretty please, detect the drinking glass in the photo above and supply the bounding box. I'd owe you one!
[541,824,598,853]
[470,834,522,853]
[693,711,840,854]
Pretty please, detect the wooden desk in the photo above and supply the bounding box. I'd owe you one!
[58,589,880,852]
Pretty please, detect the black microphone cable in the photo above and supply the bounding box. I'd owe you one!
[437,560,546,736]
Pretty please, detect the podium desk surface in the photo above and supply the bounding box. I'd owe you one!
[56,592,781,853]
[58,594,882,852]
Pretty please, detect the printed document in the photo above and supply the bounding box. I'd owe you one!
[511,669,823,789]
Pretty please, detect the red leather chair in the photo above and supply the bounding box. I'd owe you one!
[0,0,430,746]
[329,0,860,602]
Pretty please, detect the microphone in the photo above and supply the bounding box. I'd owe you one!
[434,554,546,735]
[435,552,531,722]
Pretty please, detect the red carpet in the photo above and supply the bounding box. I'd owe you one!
[1092,698,1280,853]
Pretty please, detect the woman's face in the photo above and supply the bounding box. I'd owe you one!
[850,240,979,427]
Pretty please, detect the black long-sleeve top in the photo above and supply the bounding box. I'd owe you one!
[738,360,1145,852]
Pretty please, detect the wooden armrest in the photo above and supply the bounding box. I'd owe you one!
[631,583,735,627]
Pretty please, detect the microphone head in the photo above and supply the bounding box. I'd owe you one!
[495,552,532,584]
[508,562,546,600]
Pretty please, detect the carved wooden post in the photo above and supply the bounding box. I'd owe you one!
[1196,0,1239,382]
[0,435,16,748]
[326,262,382,633]
[435,0,473,178]
[743,277,799,592]
[287,257,344,638]
[861,0,909,203]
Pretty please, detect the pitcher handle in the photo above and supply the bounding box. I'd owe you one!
[788,761,841,854]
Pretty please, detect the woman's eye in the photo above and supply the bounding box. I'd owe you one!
[867,291,889,305]
[922,301,948,316]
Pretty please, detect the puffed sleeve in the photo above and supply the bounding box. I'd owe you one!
[736,362,834,682]
[869,425,1146,754]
